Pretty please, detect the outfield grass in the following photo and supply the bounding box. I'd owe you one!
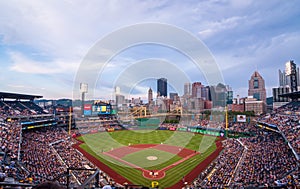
[78,130,217,188]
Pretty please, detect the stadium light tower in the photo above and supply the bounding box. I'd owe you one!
[80,83,88,116]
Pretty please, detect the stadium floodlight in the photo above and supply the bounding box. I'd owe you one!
[80,83,88,93]
[80,83,88,117]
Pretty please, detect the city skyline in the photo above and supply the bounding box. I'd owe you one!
[0,1,300,100]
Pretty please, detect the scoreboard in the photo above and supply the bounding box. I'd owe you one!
[83,101,112,116]
[92,105,111,115]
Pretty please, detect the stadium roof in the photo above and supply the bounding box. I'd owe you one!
[0,92,43,100]
[279,91,300,99]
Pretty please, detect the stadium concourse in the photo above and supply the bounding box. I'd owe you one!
[0,91,299,189]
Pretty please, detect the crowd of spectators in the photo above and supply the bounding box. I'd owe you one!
[190,125,299,188]
[191,161,216,187]
[0,104,27,183]
[20,127,119,187]
[158,106,299,188]
[258,101,300,155]
[52,139,96,184]
[1,99,300,188]
[76,115,124,134]
[76,121,107,134]
[226,122,257,133]
[1,101,38,117]
[198,139,244,188]
[158,123,186,129]
[0,121,20,162]
[20,127,67,183]
[234,130,298,188]
[0,101,119,188]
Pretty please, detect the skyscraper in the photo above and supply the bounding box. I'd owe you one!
[247,71,267,114]
[191,82,210,100]
[248,71,266,103]
[278,60,299,91]
[273,60,299,109]
[169,92,179,101]
[285,60,298,92]
[148,88,153,104]
[184,82,191,96]
[191,82,203,98]
[278,69,286,87]
[210,83,227,107]
[157,78,167,97]
[201,86,210,100]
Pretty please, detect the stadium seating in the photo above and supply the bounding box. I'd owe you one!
[0,100,118,188]
[1,98,300,188]
[20,101,46,114]
[258,101,300,155]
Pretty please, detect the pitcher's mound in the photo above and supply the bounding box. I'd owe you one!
[147,156,158,161]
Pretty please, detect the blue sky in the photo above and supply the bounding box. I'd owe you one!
[0,0,300,100]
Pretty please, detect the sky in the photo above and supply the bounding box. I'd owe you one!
[0,0,300,101]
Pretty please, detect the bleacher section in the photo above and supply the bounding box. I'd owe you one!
[0,92,120,188]
[76,114,125,135]
[20,101,46,114]
[258,101,300,158]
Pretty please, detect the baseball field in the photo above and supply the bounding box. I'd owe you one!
[73,130,223,188]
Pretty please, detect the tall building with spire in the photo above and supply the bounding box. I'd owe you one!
[248,71,266,103]
[148,88,153,104]
[247,71,266,114]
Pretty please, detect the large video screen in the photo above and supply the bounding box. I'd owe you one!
[92,105,111,115]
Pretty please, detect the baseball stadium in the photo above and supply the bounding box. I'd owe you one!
[0,91,299,189]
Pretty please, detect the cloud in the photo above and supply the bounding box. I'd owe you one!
[198,16,246,39]
[214,31,300,97]
[7,84,46,91]
[6,84,27,89]
[9,51,79,74]
[0,1,175,55]
[1,0,300,100]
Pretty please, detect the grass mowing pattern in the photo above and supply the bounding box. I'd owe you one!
[78,130,217,188]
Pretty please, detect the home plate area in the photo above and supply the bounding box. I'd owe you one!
[103,144,199,180]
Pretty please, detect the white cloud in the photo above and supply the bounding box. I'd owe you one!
[6,84,26,89]
[0,1,174,55]
[198,16,246,39]
[0,0,299,99]
[9,51,79,74]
